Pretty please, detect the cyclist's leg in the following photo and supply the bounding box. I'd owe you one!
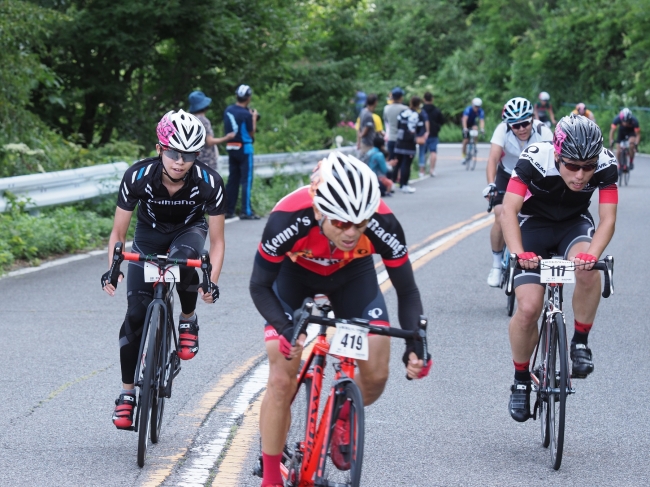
[328,259,390,406]
[461,128,469,157]
[168,223,208,316]
[488,167,509,285]
[628,135,638,166]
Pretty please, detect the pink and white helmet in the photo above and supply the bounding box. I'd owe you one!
[156,110,206,152]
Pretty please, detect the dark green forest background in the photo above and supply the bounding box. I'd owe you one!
[2,0,650,177]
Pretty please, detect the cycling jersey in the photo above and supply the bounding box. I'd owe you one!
[507,142,618,222]
[611,115,640,141]
[535,101,552,122]
[462,106,485,128]
[117,156,226,234]
[490,120,553,174]
[257,187,409,275]
[571,109,595,120]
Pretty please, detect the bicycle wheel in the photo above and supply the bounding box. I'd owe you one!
[284,372,314,486]
[547,314,568,470]
[618,151,627,186]
[137,304,162,467]
[470,144,477,171]
[535,318,551,448]
[151,310,170,444]
[623,167,630,186]
[465,144,473,170]
[316,380,364,487]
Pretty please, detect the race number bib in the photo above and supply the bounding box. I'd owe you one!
[540,259,575,284]
[329,323,369,361]
[144,262,180,283]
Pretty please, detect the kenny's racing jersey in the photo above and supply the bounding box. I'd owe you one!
[117,156,226,233]
[257,186,409,275]
[507,142,618,221]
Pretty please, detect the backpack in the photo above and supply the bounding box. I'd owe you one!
[396,110,416,144]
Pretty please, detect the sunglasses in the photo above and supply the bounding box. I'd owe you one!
[560,159,598,172]
[329,218,369,230]
[161,146,199,163]
[510,120,532,130]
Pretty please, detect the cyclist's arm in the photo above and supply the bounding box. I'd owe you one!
[384,260,423,332]
[249,253,291,334]
[608,125,617,145]
[479,113,485,131]
[107,207,133,267]
[486,143,503,183]
[587,192,617,260]
[461,115,468,130]
[207,214,225,284]
[635,127,641,144]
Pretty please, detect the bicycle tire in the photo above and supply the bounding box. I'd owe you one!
[151,309,170,444]
[623,168,630,186]
[535,317,551,448]
[137,304,161,467]
[465,144,473,170]
[470,144,477,171]
[618,150,628,187]
[548,314,567,470]
[316,380,364,487]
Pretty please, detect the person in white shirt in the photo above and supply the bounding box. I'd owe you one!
[483,97,553,287]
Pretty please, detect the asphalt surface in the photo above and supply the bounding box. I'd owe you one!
[1,146,648,486]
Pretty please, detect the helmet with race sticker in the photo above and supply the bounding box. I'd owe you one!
[310,151,381,224]
[619,107,633,122]
[502,97,533,124]
[539,91,550,101]
[157,109,206,152]
[553,114,603,161]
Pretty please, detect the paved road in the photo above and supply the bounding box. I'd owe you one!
[1,146,648,486]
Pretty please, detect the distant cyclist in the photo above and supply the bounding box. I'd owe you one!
[483,97,552,287]
[461,97,485,160]
[609,107,641,169]
[533,91,556,127]
[249,152,430,487]
[501,115,617,422]
[102,110,224,430]
[572,103,596,122]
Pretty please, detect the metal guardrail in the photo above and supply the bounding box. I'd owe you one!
[0,147,356,212]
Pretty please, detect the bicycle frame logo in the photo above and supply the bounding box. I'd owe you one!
[305,363,323,454]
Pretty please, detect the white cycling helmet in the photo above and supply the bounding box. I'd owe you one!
[472,97,483,107]
[539,91,550,101]
[156,109,206,152]
[502,97,534,124]
[310,152,380,224]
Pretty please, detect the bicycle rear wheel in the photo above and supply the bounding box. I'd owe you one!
[151,310,170,444]
[316,380,364,487]
[137,304,162,467]
[548,314,568,470]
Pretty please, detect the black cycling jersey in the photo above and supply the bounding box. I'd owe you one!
[117,156,226,233]
[611,115,640,142]
[508,142,618,222]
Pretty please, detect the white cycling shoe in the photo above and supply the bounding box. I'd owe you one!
[487,267,501,287]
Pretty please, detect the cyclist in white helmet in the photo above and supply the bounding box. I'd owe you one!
[249,151,430,487]
[461,97,485,159]
[102,110,226,430]
[483,97,553,287]
[534,91,556,127]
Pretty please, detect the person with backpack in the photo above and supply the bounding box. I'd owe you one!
[395,96,428,193]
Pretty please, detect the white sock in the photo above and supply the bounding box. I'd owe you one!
[492,250,503,268]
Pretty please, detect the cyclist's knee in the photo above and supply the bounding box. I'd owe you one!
[575,267,600,288]
[266,368,297,401]
[125,293,152,331]
[515,293,543,324]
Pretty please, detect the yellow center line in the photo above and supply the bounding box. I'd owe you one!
[140,353,264,487]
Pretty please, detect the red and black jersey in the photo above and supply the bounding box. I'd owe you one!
[257,186,409,275]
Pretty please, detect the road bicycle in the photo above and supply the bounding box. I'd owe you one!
[106,242,212,467]
[464,129,479,171]
[617,139,632,187]
[254,298,429,486]
[505,254,614,470]
[486,190,515,316]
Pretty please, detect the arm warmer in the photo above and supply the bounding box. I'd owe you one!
[385,259,423,332]
[249,253,292,335]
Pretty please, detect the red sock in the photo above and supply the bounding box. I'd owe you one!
[574,320,593,334]
[261,452,283,486]
[513,360,530,381]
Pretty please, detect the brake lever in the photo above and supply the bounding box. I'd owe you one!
[406,316,428,381]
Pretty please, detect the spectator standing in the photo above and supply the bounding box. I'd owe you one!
[365,135,394,196]
[357,93,378,157]
[383,87,408,162]
[395,96,428,193]
[224,84,259,220]
[188,91,235,171]
[354,90,367,117]
[419,92,445,177]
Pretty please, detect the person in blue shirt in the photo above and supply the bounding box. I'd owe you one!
[365,135,394,196]
[461,97,485,159]
[224,84,259,220]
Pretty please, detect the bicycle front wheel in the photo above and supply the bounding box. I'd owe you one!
[534,318,551,448]
[283,372,314,486]
[548,314,567,470]
[618,151,628,186]
[151,310,170,444]
[137,304,162,467]
[316,380,364,487]
[470,144,477,171]
[465,145,473,170]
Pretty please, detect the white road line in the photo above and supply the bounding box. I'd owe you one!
[173,213,494,484]
[1,217,241,280]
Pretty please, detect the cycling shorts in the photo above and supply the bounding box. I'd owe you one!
[492,164,511,206]
[263,257,389,340]
[513,212,594,288]
[616,127,638,143]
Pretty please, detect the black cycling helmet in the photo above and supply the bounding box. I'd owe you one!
[553,114,603,160]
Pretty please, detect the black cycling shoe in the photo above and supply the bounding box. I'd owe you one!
[509,380,531,422]
[571,342,594,378]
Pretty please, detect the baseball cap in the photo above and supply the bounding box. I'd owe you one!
[236,84,252,98]
[391,87,404,98]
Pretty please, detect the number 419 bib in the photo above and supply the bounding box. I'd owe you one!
[329,323,369,361]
